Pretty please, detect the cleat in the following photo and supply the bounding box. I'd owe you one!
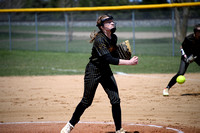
[60,122,74,133]
[163,88,169,96]
[116,128,126,133]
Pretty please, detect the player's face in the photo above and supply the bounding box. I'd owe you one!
[103,18,116,31]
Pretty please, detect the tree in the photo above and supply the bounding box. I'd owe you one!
[0,0,24,9]
[58,0,76,41]
[170,0,191,43]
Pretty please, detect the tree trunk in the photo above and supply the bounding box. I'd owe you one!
[175,6,189,43]
[59,0,74,42]
[171,0,191,43]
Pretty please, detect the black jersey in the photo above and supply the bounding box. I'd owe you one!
[90,31,118,60]
[88,31,119,76]
[182,33,200,65]
[90,31,119,63]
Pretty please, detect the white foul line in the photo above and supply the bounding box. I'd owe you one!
[115,72,200,81]
[0,121,184,133]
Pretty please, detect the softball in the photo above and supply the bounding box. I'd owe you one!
[176,75,186,84]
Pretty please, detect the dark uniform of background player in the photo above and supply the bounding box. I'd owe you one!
[163,24,200,96]
[60,14,138,133]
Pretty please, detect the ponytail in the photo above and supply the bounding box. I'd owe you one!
[90,31,99,43]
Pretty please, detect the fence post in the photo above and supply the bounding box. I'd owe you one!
[35,12,38,51]
[96,12,99,20]
[8,13,12,51]
[132,11,136,55]
[171,8,175,56]
[64,12,69,53]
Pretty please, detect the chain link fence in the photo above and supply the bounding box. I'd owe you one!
[0,7,199,56]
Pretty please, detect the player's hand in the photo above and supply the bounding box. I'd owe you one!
[118,56,138,65]
[183,54,187,59]
[185,54,197,63]
[129,56,138,65]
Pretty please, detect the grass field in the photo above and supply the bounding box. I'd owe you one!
[0,25,199,76]
[0,50,199,76]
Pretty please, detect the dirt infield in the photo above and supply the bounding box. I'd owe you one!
[0,73,200,133]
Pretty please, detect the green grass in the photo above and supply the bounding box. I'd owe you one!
[0,50,199,76]
[0,25,198,75]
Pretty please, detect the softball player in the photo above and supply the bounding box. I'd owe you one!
[163,24,200,96]
[61,14,138,133]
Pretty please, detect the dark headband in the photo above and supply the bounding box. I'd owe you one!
[96,15,114,27]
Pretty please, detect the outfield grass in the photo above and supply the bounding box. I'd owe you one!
[0,25,198,75]
[0,50,199,76]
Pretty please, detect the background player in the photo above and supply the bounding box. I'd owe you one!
[61,14,138,133]
[163,24,200,96]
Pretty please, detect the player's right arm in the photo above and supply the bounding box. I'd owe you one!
[118,56,138,65]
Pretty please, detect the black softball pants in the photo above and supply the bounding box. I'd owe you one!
[69,62,121,131]
[166,56,189,89]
